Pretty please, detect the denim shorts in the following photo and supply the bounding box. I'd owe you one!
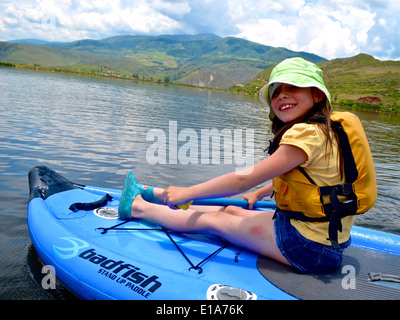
[273,211,351,273]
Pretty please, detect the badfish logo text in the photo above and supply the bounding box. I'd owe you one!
[53,237,89,259]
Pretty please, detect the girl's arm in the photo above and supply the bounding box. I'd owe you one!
[162,144,307,208]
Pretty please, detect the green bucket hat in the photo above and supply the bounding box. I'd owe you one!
[259,57,331,120]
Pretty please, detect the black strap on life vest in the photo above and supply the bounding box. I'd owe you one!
[271,118,359,249]
[297,166,358,248]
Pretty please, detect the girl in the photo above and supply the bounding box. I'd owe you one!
[118,57,374,273]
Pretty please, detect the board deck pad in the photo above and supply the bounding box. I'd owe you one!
[257,246,400,300]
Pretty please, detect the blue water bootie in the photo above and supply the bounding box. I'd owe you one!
[138,185,161,204]
[118,172,140,220]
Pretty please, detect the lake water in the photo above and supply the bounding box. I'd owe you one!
[1,67,399,299]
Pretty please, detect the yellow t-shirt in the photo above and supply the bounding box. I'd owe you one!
[279,123,355,245]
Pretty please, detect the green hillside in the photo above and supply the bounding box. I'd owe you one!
[233,54,400,113]
[1,34,326,89]
[0,41,144,75]
[321,54,400,112]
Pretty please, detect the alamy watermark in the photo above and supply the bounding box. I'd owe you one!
[41,265,56,290]
[341,264,356,290]
[145,121,255,174]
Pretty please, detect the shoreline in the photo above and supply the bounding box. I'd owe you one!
[0,61,232,94]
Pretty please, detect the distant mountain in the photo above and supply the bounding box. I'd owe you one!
[8,39,58,46]
[0,41,138,71]
[1,34,326,89]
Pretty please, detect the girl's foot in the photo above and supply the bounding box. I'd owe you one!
[118,172,141,220]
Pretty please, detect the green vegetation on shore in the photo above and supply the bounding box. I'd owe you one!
[0,61,229,92]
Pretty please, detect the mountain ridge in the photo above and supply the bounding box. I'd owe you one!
[1,34,326,89]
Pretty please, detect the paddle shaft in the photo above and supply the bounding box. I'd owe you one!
[191,198,276,209]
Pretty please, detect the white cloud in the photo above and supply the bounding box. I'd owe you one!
[0,0,399,60]
[378,19,386,28]
[330,5,375,45]
[236,19,299,49]
[0,0,184,41]
[151,0,191,19]
[235,2,378,59]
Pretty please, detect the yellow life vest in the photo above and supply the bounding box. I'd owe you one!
[272,111,377,247]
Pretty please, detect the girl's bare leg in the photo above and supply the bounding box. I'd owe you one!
[130,194,291,267]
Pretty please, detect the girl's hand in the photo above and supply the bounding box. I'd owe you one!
[242,191,263,210]
[161,186,192,210]
[242,183,273,209]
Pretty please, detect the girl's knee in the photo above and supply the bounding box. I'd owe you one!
[223,205,242,214]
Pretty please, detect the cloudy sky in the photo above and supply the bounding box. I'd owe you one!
[0,0,399,60]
